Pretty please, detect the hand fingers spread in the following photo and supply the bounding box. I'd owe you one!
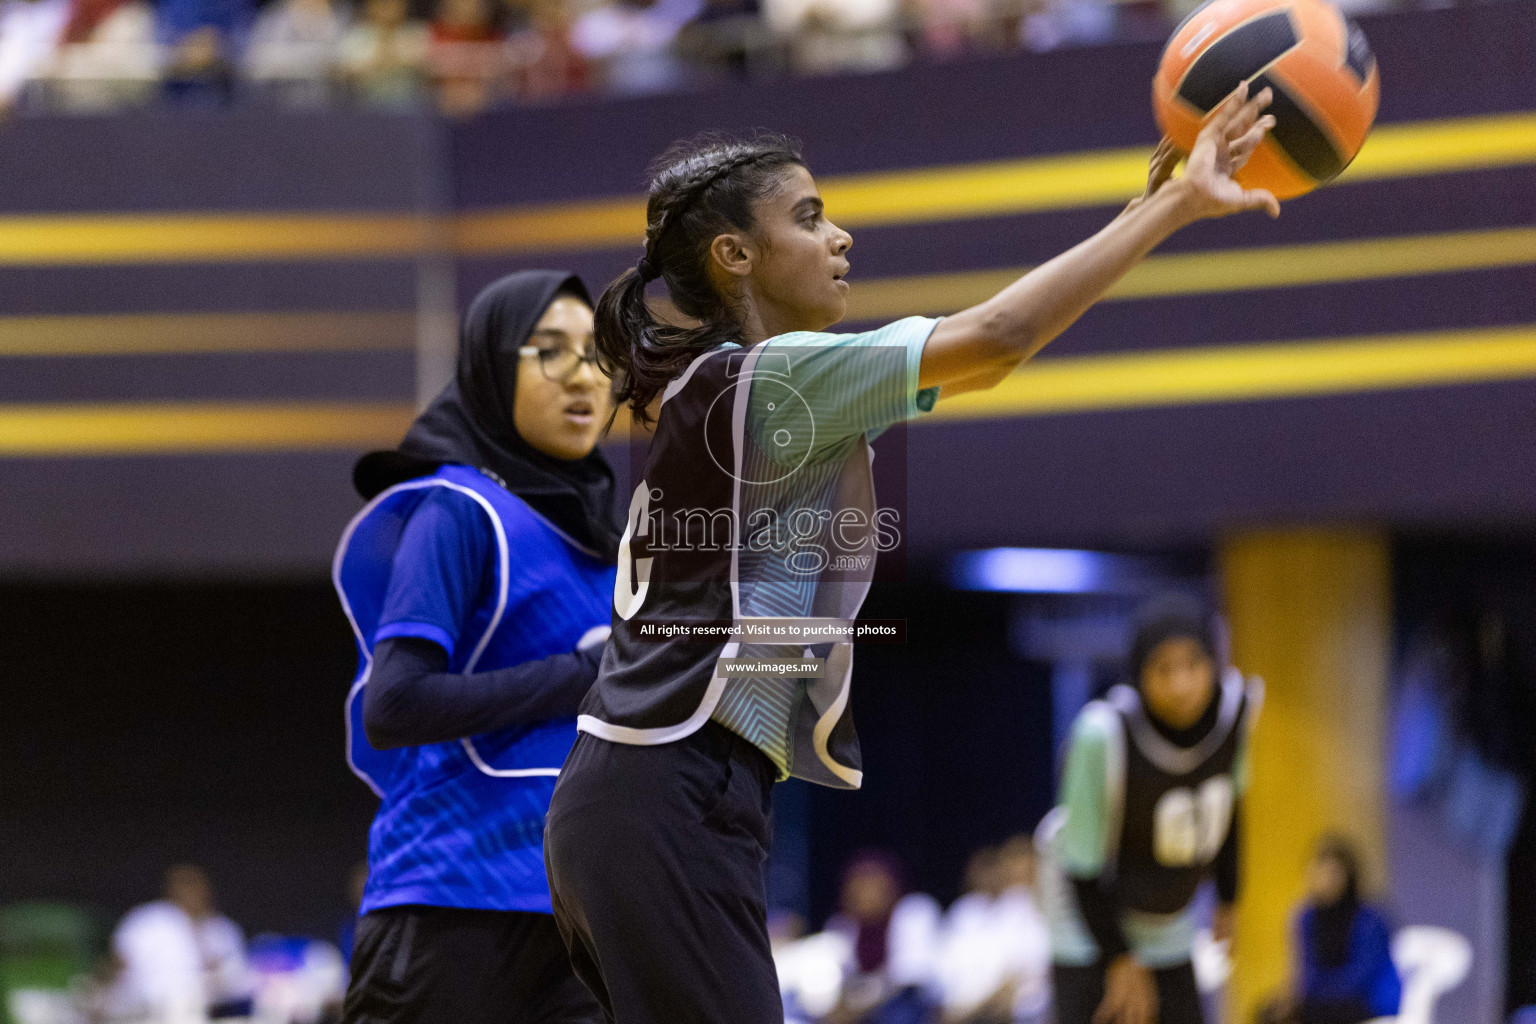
[1204,79,1250,139]
[1225,84,1274,140]
[1227,115,1275,170]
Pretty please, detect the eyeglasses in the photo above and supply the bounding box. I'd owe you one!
[518,344,602,383]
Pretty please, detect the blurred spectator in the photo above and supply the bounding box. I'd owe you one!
[1271,836,1401,1024]
[42,0,157,110]
[338,0,429,108]
[762,0,905,75]
[934,840,1052,1024]
[158,0,249,51]
[503,0,589,101]
[673,0,770,78]
[822,849,942,1024]
[769,907,809,950]
[0,0,69,113]
[109,864,255,1021]
[245,0,345,105]
[1012,0,1114,52]
[160,26,235,102]
[902,0,991,60]
[570,0,699,94]
[246,933,347,1024]
[428,0,501,113]
[157,0,250,102]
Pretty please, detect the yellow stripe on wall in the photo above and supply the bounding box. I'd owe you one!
[3,325,1534,455]
[450,111,1536,254]
[2,226,1525,358]
[926,323,1536,420]
[454,197,644,256]
[0,214,437,267]
[819,146,1148,227]
[0,401,416,456]
[0,112,1531,265]
[0,311,417,357]
[1340,110,1536,183]
[843,225,1536,320]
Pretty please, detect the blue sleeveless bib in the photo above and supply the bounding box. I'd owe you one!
[333,464,614,913]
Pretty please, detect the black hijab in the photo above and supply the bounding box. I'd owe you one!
[354,271,623,563]
[1309,836,1363,969]
[1128,593,1218,687]
[1128,592,1222,745]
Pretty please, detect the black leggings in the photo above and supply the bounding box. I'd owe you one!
[1053,960,1205,1024]
[544,722,782,1024]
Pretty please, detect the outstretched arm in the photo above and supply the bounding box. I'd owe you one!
[364,636,604,750]
[919,84,1279,394]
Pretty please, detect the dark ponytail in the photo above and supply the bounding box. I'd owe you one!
[595,132,805,429]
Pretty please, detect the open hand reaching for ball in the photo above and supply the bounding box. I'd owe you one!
[1129,81,1282,222]
[1176,81,1282,220]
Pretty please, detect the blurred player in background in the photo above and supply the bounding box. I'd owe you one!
[1038,593,1262,1024]
[544,83,1279,1023]
[333,271,620,1024]
[1267,835,1401,1024]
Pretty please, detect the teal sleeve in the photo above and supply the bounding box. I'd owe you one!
[1233,726,1252,795]
[1058,713,1113,878]
[748,316,940,463]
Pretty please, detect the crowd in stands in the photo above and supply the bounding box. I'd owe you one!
[0,864,352,1024]
[0,841,1055,1024]
[771,837,1054,1024]
[0,831,1433,1024]
[0,0,1416,115]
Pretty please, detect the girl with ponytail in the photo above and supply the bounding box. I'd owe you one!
[592,133,814,429]
[547,90,1282,1024]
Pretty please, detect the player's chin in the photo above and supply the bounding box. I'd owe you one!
[549,421,602,458]
[819,289,849,328]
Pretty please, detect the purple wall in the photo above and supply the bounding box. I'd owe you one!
[0,4,1533,574]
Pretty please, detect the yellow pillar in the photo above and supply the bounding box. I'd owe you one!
[1219,528,1392,1024]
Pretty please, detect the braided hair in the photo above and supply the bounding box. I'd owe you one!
[595,132,805,429]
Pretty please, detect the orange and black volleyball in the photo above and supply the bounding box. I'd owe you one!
[1154,0,1380,199]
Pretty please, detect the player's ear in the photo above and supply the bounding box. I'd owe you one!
[709,232,754,280]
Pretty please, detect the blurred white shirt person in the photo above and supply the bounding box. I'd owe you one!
[760,0,904,74]
[822,850,943,1021]
[43,0,158,111]
[569,0,698,94]
[112,864,254,1022]
[936,840,1052,1024]
[0,0,69,111]
[338,0,429,108]
[245,0,344,102]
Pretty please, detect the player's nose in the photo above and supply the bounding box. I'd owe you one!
[830,223,852,255]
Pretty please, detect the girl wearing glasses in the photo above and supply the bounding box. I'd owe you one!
[333,270,618,1024]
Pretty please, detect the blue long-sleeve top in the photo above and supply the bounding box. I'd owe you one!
[1297,903,1402,1018]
